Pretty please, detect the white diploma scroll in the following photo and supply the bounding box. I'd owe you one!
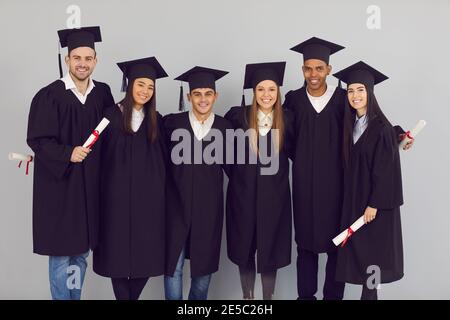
[333,215,365,247]
[399,120,426,149]
[8,152,33,162]
[82,118,110,148]
[9,152,34,175]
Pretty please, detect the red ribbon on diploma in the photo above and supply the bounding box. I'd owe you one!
[403,131,414,141]
[18,155,34,175]
[86,130,100,149]
[341,227,354,247]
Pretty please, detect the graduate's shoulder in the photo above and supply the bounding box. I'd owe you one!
[103,104,122,121]
[284,87,305,101]
[31,80,66,104]
[162,111,188,129]
[371,117,397,142]
[213,113,233,130]
[223,105,249,129]
[92,80,113,94]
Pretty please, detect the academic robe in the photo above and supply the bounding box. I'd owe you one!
[335,118,404,284]
[27,79,114,256]
[224,106,294,273]
[283,87,346,253]
[163,111,232,277]
[93,105,167,278]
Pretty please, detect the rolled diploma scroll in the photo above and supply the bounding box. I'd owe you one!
[399,120,426,149]
[82,118,110,148]
[8,153,32,162]
[333,215,365,247]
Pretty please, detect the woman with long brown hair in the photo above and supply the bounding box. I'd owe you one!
[224,62,294,300]
[93,57,168,300]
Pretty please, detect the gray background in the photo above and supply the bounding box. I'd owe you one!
[0,0,448,299]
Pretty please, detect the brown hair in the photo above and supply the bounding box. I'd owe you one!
[119,78,158,143]
[247,87,284,153]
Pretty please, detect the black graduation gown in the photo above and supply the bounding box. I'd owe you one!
[93,105,167,278]
[163,111,232,278]
[224,106,294,273]
[283,86,346,253]
[335,118,404,284]
[27,79,114,256]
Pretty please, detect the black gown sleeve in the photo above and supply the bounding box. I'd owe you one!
[27,88,74,179]
[221,118,234,177]
[157,112,170,165]
[368,125,404,210]
[283,108,296,160]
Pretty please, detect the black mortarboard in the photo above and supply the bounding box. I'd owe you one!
[56,26,102,78]
[333,61,388,91]
[240,61,286,107]
[117,56,168,92]
[290,37,344,64]
[174,66,228,111]
[243,62,286,89]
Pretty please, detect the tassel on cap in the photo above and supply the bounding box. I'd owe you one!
[121,73,128,92]
[178,83,185,111]
[240,90,246,108]
[58,41,63,78]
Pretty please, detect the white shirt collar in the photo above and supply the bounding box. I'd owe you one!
[189,111,215,140]
[257,109,273,122]
[306,84,335,113]
[60,73,95,105]
[355,113,368,125]
[131,107,145,132]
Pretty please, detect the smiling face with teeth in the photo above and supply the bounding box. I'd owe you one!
[65,46,97,82]
[132,78,155,109]
[188,88,218,121]
[302,59,331,97]
[347,83,368,116]
[255,80,278,114]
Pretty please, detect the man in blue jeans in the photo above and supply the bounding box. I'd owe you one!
[163,66,231,300]
[27,26,114,299]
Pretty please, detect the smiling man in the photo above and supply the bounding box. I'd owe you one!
[163,66,232,300]
[283,37,347,300]
[26,26,114,300]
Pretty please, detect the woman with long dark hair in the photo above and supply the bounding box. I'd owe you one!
[224,62,294,300]
[93,57,168,300]
[333,61,404,300]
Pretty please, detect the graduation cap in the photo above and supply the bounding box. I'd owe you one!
[174,66,229,111]
[117,57,169,92]
[333,61,388,91]
[57,26,102,78]
[241,61,286,107]
[290,37,344,64]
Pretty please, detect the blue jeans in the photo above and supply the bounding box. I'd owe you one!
[164,248,212,300]
[49,251,89,300]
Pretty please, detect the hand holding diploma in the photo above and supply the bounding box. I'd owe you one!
[70,118,110,163]
[82,118,110,149]
[8,152,33,175]
[399,120,426,150]
[333,215,366,247]
[70,147,91,163]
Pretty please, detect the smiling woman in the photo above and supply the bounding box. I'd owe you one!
[92,56,169,300]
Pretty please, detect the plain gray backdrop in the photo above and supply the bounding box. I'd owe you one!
[0,0,448,299]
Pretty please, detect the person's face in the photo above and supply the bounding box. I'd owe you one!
[65,46,97,81]
[132,78,154,107]
[188,88,217,116]
[302,59,331,92]
[347,83,368,114]
[255,80,278,113]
